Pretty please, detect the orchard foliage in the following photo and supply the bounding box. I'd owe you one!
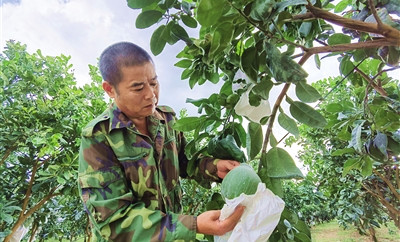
[294,75,399,240]
[127,0,399,241]
[0,41,108,241]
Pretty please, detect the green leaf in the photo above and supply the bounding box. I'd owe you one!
[331,148,355,156]
[264,147,304,179]
[258,167,283,197]
[327,33,352,45]
[181,1,192,15]
[251,77,273,100]
[265,42,308,83]
[163,21,180,45]
[173,116,206,131]
[388,136,400,156]
[158,0,175,9]
[277,11,292,29]
[295,81,322,103]
[170,24,192,44]
[325,103,343,113]
[181,15,198,28]
[349,121,364,153]
[240,46,258,82]
[276,0,307,12]
[246,122,263,160]
[294,220,311,238]
[189,69,202,88]
[135,10,163,29]
[181,68,194,80]
[4,205,22,212]
[197,0,227,27]
[289,101,327,128]
[374,132,388,158]
[388,46,400,66]
[334,0,350,13]
[174,59,192,68]
[2,214,13,224]
[361,156,373,177]
[186,97,208,107]
[343,158,361,176]
[150,25,167,56]
[294,232,311,242]
[206,71,220,84]
[209,21,235,58]
[314,54,321,69]
[278,111,299,137]
[338,125,351,141]
[269,133,278,148]
[233,122,247,150]
[299,21,312,37]
[127,0,157,9]
[250,0,275,21]
[57,176,66,184]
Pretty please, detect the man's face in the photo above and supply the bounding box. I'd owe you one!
[104,62,159,121]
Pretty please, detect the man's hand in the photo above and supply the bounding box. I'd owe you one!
[197,205,245,236]
[216,160,240,179]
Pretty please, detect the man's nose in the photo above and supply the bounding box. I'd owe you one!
[144,83,156,99]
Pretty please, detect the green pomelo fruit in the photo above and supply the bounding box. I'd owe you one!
[221,163,262,199]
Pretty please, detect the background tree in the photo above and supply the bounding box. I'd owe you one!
[0,41,107,241]
[127,0,399,241]
[292,72,399,240]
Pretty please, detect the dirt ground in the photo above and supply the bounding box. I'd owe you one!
[311,221,400,242]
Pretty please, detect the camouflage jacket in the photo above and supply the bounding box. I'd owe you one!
[78,103,221,241]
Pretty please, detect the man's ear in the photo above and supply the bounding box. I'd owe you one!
[102,81,115,98]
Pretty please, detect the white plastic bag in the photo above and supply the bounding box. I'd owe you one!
[233,85,271,124]
[215,183,285,242]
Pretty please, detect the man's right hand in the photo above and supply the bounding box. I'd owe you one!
[196,205,245,236]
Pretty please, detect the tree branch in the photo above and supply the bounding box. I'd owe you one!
[1,142,18,166]
[19,160,39,218]
[396,165,400,191]
[354,66,388,97]
[24,188,61,219]
[290,12,315,21]
[5,187,61,242]
[372,66,400,81]
[307,38,390,97]
[259,83,291,171]
[306,2,400,44]
[305,39,398,55]
[362,182,400,219]
[368,0,384,28]
[373,169,400,202]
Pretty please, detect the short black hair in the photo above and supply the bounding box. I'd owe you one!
[99,42,153,86]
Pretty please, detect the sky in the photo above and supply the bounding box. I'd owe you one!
[1,0,213,115]
[2,0,398,169]
[0,0,354,116]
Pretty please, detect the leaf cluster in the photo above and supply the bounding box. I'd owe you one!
[0,41,107,240]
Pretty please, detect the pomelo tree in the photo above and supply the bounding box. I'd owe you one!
[0,41,107,241]
[126,0,399,240]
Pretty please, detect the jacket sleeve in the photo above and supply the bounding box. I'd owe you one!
[78,134,197,241]
[177,131,221,184]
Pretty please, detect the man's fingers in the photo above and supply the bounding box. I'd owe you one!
[210,210,221,221]
[226,160,240,170]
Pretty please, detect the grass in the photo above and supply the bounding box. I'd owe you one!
[50,220,400,242]
[311,220,400,242]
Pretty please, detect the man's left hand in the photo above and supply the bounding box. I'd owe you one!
[216,160,240,179]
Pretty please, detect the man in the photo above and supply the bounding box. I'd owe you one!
[78,42,244,241]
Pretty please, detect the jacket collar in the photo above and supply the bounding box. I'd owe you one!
[107,103,165,131]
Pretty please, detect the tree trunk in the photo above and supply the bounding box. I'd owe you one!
[368,226,377,242]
